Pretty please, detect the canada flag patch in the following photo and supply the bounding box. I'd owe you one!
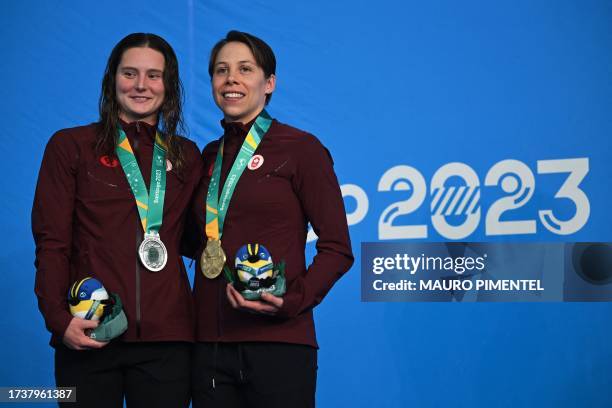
[248,155,264,171]
[99,155,119,168]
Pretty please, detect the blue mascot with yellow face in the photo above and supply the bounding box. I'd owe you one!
[67,277,128,341]
[235,244,275,290]
[228,243,286,300]
[68,277,109,321]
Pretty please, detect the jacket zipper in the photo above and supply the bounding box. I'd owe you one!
[217,277,223,338]
[136,219,142,338]
[134,123,142,339]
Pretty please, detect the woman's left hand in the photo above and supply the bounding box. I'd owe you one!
[226,283,284,315]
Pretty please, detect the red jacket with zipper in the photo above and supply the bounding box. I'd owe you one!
[192,118,354,348]
[32,121,202,345]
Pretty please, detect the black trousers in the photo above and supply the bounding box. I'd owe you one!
[55,341,191,408]
[192,342,317,408]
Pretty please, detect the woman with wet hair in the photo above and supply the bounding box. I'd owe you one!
[33,33,201,407]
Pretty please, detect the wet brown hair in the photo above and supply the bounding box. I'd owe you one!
[97,33,185,170]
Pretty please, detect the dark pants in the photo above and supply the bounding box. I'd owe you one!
[55,341,191,408]
[192,342,317,408]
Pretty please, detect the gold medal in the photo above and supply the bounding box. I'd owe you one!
[200,239,226,279]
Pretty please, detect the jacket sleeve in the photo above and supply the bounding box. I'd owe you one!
[179,140,205,259]
[32,131,78,338]
[277,135,354,318]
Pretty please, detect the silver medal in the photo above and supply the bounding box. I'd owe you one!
[138,232,168,272]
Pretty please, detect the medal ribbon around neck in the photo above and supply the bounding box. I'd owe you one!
[116,127,167,235]
[205,110,273,241]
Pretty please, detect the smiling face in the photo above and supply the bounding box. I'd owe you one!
[115,47,166,125]
[212,41,276,124]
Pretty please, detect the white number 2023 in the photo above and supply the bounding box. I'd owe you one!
[378,158,589,239]
[307,158,589,242]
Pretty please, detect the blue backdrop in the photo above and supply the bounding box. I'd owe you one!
[2,1,611,406]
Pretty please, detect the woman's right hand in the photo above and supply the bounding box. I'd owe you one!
[62,317,109,350]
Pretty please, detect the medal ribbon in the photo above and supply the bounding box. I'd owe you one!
[205,110,273,240]
[116,127,167,234]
